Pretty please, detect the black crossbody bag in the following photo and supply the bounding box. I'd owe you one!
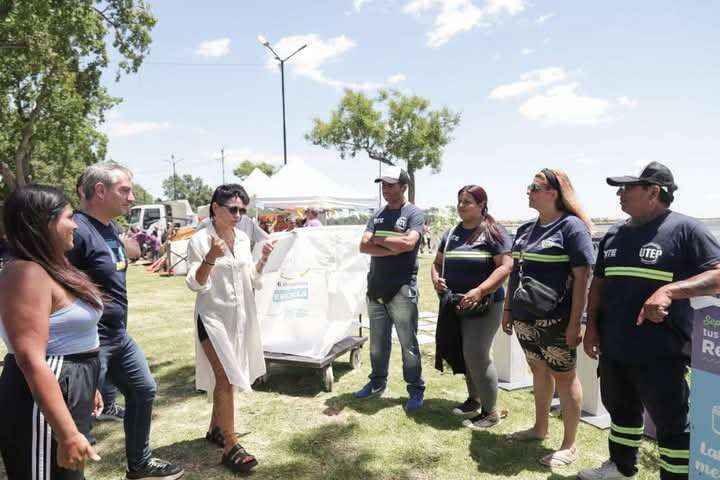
[440,225,491,317]
[512,221,566,317]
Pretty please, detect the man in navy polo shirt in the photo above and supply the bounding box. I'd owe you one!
[354,166,426,411]
[580,162,720,480]
[69,161,184,480]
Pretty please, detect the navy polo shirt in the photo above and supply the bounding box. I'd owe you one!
[594,211,720,362]
[68,212,128,337]
[508,214,595,321]
[365,203,425,301]
[438,223,512,300]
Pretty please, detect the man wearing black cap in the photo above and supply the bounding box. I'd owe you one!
[355,165,426,412]
[580,162,720,480]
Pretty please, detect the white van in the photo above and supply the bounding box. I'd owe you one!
[128,199,198,235]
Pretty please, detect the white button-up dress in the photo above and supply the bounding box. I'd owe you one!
[186,223,266,395]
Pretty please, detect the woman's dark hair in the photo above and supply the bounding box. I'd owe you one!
[209,184,250,218]
[457,185,503,245]
[2,185,101,308]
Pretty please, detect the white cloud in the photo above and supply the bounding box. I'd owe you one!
[572,153,596,165]
[520,47,535,55]
[535,13,554,24]
[488,67,569,99]
[107,121,171,137]
[353,0,373,11]
[403,0,526,48]
[388,73,407,84]
[262,34,384,90]
[490,68,638,126]
[518,83,636,126]
[194,38,231,57]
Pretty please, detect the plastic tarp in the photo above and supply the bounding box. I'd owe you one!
[254,159,377,210]
[253,225,369,359]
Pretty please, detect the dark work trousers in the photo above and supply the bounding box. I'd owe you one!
[599,355,690,479]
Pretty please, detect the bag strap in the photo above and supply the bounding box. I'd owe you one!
[517,220,539,280]
[441,224,458,279]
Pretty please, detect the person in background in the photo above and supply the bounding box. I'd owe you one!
[186,184,274,474]
[354,166,426,412]
[431,185,513,429]
[579,162,720,480]
[0,185,103,479]
[69,161,184,480]
[502,168,594,467]
[305,208,323,227]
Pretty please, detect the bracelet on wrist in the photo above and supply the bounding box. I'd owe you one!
[202,258,215,266]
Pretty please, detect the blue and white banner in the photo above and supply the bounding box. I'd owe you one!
[690,297,720,479]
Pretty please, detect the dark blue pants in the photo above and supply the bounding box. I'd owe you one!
[99,331,157,470]
[599,356,689,479]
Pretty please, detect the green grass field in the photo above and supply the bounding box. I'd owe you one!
[1,257,662,479]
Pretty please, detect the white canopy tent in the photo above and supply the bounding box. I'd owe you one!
[242,167,272,197]
[254,160,377,210]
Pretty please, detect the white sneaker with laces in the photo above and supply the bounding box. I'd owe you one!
[577,460,636,480]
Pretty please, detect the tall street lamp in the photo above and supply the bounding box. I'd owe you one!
[258,35,307,166]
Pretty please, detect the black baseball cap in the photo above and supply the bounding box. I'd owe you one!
[606,161,677,191]
[374,165,410,185]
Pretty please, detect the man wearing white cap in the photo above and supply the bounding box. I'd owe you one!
[355,165,426,411]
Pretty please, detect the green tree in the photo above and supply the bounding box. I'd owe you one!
[162,174,212,209]
[232,159,279,180]
[0,1,156,198]
[306,89,460,203]
[132,182,155,205]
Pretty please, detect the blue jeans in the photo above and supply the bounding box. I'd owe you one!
[367,285,425,394]
[99,331,156,469]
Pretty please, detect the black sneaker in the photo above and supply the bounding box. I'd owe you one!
[451,398,480,416]
[97,402,125,422]
[125,458,184,480]
[462,410,503,430]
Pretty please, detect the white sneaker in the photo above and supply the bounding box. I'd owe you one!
[577,460,636,479]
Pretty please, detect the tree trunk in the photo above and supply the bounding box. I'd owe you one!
[407,167,415,204]
[14,74,51,187]
[0,161,17,190]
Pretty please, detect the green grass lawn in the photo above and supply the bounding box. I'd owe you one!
[1,256,662,479]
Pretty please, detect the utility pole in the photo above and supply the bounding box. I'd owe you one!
[165,154,181,200]
[221,146,225,184]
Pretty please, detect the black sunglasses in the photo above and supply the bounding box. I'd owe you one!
[527,183,550,193]
[221,205,247,215]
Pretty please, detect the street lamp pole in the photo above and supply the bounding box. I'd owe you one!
[258,35,307,166]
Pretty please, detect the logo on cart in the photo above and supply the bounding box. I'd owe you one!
[395,216,407,231]
[639,242,663,265]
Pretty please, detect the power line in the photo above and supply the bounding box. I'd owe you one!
[144,61,263,67]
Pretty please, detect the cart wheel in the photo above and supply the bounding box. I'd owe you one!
[253,374,268,388]
[323,365,334,392]
[350,348,361,369]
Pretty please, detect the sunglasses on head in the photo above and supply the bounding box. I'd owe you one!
[222,205,247,215]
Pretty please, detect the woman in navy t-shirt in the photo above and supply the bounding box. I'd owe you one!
[502,169,594,467]
[431,185,513,429]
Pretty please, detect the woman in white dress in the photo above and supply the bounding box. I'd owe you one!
[186,184,274,474]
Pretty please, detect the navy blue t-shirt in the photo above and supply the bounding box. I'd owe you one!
[438,223,512,301]
[68,213,128,336]
[365,203,425,301]
[508,214,595,321]
[594,211,720,363]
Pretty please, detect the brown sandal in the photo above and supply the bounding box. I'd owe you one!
[221,443,258,474]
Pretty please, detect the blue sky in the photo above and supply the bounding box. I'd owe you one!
[102,0,720,220]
